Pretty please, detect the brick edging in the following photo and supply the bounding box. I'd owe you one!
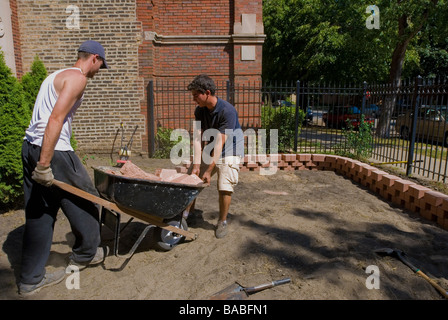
[177,154,448,231]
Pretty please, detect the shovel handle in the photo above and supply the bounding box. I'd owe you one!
[416,270,448,299]
[244,278,291,294]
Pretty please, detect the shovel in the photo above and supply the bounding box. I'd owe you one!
[375,247,448,299]
[209,278,291,300]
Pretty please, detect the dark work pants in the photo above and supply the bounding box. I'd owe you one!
[20,140,100,285]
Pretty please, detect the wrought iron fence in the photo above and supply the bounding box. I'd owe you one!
[147,77,448,182]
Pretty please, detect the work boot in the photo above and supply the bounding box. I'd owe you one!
[215,220,228,239]
[18,268,66,296]
[68,246,109,270]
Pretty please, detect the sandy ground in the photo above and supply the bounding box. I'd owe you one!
[1,155,448,303]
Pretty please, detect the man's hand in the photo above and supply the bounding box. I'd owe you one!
[202,171,212,185]
[191,164,201,176]
[32,162,54,187]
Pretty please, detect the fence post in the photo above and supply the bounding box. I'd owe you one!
[226,80,231,105]
[147,80,155,158]
[406,76,422,176]
[294,80,301,152]
[361,81,367,114]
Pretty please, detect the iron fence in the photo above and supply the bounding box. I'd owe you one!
[147,77,448,182]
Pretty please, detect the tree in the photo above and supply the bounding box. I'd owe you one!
[376,0,443,137]
[262,0,391,83]
[262,0,447,136]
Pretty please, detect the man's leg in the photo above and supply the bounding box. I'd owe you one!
[52,151,102,264]
[218,191,232,222]
[215,157,240,238]
[19,141,65,294]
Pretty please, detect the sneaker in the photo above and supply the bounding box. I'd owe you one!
[215,220,228,239]
[68,246,109,270]
[18,269,66,296]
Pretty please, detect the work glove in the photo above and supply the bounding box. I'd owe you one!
[32,162,54,187]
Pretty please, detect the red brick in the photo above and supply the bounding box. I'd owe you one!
[381,174,399,187]
[408,185,431,199]
[311,154,326,162]
[422,190,448,207]
[268,154,282,162]
[245,162,259,168]
[297,154,311,162]
[283,154,297,162]
[392,179,416,192]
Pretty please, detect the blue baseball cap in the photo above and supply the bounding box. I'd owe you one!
[78,40,109,69]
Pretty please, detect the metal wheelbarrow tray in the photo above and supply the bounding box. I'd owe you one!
[93,166,205,260]
[52,166,205,269]
[93,166,205,220]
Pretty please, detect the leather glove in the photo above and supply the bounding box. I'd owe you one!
[32,162,54,187]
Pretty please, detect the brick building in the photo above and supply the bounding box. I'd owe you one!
[1,0,265,155]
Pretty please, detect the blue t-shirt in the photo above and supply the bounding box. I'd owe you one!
[194,97,244,158]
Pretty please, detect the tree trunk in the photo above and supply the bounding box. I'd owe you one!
[376,11,429,138]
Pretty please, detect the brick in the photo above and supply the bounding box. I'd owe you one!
[392,179,415,192]
[175,165,188,174]
[158,169,178,180]
[297,154,311,162]
[408,185,431,199]
[245,162,259,168]
[268,154,282,162]
[381,174,398,187]
[370,170,386,182]
[311,154,326,162]
[283,154,297,162]
[422,191,448,207]
[324,155,339,164]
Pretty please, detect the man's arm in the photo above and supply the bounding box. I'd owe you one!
[202,132,227,184]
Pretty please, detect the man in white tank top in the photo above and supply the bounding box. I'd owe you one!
[19,41,109,295]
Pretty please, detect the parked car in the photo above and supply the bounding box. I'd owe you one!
[364,104,380,118]
[322,106,374,129]
[304,107,313,125]
[396,106,448,146]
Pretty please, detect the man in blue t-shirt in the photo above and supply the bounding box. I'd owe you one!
[185,74,244,238]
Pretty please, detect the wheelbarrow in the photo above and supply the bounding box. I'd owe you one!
[53,166,206,268]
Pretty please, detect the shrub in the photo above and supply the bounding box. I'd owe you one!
[261,104,305,152]
[336,115,374,160]
[0,53,47,209]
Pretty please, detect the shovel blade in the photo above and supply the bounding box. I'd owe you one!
[209,283,248,300]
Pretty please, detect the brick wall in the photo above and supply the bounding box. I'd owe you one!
[9,0,23,78]
[15,0,264,155]
[17,0,145,154]
[138,0,264,153]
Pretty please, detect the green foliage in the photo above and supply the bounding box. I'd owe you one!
[263,0,448,83]
[0,53,47,208]
[21,55,47,106]
[153,127,188,159]
[261,102,305,152]
[336,115,374,160]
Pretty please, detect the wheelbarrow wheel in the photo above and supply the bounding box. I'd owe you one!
[151,217,188,251]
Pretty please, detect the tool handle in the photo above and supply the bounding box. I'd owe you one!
[244,278,291,294]
[416,270,448,299]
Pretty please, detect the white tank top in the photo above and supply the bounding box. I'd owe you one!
[25,68,84,151]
